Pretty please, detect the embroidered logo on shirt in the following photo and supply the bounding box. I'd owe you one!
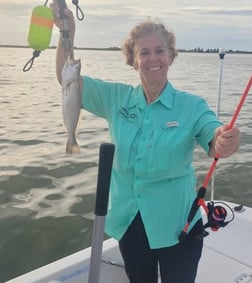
[118,107,137,121]
[166,121,179,127]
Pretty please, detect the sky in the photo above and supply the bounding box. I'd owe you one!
[0,0,252,51]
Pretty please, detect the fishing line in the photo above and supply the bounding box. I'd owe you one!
[179,76,252,242]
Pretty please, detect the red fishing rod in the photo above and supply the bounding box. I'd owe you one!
[179,76,252,242]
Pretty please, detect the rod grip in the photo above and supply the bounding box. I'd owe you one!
[95,143,115,216]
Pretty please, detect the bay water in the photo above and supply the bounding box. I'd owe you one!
[0,47,251,282]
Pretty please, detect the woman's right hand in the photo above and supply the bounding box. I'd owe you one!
[50,0,76,38]
[51,0,76,84]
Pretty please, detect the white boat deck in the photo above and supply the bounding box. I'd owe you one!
[197,203,252,282]
[6,202,252,283]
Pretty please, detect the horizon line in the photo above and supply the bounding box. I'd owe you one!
[0,44,252,54]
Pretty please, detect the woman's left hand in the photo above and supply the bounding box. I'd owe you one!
[209,124,240,158]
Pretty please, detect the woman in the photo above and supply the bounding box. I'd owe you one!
[52,2,240,282]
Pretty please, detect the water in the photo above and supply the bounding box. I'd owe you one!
[0,47,251,282]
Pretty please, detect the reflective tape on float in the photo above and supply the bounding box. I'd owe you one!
[27,5,54,51]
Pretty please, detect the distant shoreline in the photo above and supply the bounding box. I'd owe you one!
[1,45,252,54]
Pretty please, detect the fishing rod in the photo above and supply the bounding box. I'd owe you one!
[179,75,252,243]
[210,48,226,201]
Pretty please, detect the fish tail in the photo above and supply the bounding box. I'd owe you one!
[66,142,81,154]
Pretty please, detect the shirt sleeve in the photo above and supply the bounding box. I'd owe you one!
[82,76,133,121]
[194,99,223,153]
[82,76,113,119]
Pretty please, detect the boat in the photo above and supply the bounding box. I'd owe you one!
[5,200,252,283]
[5,142,252,283]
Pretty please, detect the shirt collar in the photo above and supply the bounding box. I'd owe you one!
[158,82,175,109]
[127,84,146,109]
[128,81,175,110]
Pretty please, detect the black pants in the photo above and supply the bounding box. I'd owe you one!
[119,213,203,283]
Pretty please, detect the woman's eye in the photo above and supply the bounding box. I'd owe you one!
[140,51,148,56]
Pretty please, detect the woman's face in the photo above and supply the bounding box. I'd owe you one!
[134,33,173,87]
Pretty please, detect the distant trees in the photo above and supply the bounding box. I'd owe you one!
[177,47,252,54]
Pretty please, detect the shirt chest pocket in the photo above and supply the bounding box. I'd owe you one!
[148,122,194,177]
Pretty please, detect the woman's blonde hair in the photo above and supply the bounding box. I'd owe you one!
[122,19,178,67]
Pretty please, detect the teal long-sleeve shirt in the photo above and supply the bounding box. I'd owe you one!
[82,76,222,248]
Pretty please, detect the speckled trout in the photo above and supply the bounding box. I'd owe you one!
[61,58,82,154]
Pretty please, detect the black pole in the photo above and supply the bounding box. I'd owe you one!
[88,143,115,283]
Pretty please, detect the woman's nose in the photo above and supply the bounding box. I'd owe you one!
[149,51,158,60]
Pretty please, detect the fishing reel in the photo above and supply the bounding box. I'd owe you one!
[198,201,235,239]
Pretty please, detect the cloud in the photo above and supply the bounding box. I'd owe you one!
[0,1,251,50]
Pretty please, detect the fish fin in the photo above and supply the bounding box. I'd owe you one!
[75,110,83,135]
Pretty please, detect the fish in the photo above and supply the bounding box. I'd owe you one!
[61,58,82,154]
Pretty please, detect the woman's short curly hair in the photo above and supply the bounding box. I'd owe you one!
[122,19,178,67]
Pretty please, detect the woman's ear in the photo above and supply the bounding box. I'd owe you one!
[169,55,174,66]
